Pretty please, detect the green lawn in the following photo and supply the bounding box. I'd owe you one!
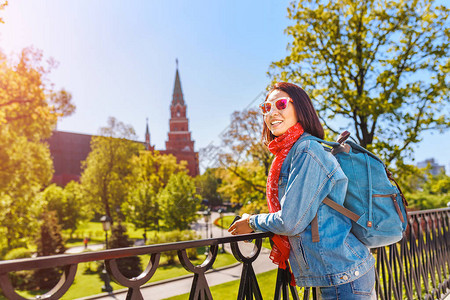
[64,221,149,248]
[214,215,237,229]
[163,269,306,300]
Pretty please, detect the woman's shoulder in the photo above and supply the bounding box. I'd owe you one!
[292,135,340,170]
[291,133,327,154]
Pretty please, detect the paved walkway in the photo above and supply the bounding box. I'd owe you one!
[81,212,277,300]
[66,243,105,254]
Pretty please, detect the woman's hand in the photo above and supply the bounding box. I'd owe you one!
[228,215,254,235]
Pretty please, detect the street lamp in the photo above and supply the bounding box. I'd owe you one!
[100,215,112,249]
[218,209,225,253]
[203,209,211,255]
[99,215,113,293]
[203,209,211,239]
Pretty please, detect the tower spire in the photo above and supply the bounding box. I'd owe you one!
[145,117,152,150]
[172,60,184,106]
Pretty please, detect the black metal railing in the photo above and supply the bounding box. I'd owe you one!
[0,208,449,300]
[374,208,450,300]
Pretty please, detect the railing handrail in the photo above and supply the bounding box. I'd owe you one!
[0,232,273,273]
[407,207,450,215]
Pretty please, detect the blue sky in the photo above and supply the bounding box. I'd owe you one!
[1,0,448,173]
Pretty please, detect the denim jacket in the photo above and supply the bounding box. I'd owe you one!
[249,134,375,287]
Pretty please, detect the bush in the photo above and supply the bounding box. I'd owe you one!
[406,192,449,210]
[34,211,66,290]
[147,230,200,265]
[240,200,269,215]
[3,248,34,290]
[4,247,32,260]
[108,223,142,279]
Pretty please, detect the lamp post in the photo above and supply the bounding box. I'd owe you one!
[203,209,211,255]
[100,215,112,249]
[100,215,113,293]
[218,209,225,253]
[203,209,211,239]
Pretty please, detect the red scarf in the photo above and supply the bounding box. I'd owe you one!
[267,123,304,280]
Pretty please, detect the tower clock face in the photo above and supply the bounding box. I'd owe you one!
[177,111,180,117]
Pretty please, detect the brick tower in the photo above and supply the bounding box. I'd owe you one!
[162,62,199,176]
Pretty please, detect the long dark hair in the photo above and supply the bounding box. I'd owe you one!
[262,82,324,144]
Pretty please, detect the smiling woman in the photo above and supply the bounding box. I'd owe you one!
[229,82,377,299]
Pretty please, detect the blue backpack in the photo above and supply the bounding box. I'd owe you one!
[301,132,408,248]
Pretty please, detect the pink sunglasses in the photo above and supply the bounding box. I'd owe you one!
[259,98,293,115]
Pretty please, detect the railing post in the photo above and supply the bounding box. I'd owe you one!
[230,238,264,300]
[274,265,299,300]
[178,244,218,300]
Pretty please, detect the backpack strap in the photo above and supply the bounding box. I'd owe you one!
[311,213,320,242]
[323,197,360,222]
[298,133,350,155]
[311,197,361,242]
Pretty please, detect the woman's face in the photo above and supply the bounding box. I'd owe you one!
[264,90,299,137]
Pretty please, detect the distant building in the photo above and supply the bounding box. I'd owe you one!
[48,131,92,186]
[417,158,445,176]
[48,65,199,186]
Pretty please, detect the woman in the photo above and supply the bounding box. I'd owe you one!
[228,82,376,299]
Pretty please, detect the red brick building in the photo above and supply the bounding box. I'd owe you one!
[48,131,92,186]
[48,66,199,185]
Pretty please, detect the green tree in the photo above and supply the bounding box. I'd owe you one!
[423,171,450,195]
[64,181,92,234]
[270,0,449,169]
[81,117,143,222]
[34,211,66,289]
[401,165,450,209]
[202,109,272,204]
[159,172,201,230]
[128,150,187,194]
[0,47,74,249]
[124,182,159,237]
[217,162,268,213]
[108,223,142,278]
[123,151,186,235]
[39,182,89,237]
[195,168,223,208]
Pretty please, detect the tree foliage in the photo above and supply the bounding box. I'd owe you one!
[34,211,66,289]
[270,0,450,168]
[0,48,74,249]
[217,162,268,213]
[159,172,201,230]
[39,182,89,236]
[123,151,186,234]
[146,230,199,265]
[195,168,223,208]
[201,109,271,206]
[408,170,450,209]
[107,223,142,278]
[81,117,143,222]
